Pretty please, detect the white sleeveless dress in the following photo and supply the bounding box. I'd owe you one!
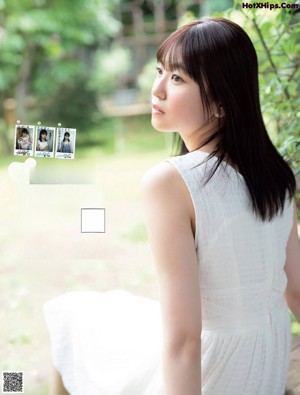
[44,150,294,395]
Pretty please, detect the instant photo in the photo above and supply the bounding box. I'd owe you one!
[34,126,55,158]
[14,125,35,156]
[55,128,76,159]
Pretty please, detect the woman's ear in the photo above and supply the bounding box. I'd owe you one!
[212,102,225,118]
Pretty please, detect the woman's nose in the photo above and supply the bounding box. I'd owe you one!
[151,77,166,100]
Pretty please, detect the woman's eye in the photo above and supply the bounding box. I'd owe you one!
[171,74,183,83]
[156,67,163,75]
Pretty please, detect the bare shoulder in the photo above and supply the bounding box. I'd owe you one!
[141,160,194,220]
[141,161,182,195]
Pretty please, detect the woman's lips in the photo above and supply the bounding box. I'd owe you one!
[152,104,165,114]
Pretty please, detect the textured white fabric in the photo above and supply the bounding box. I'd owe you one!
[44,150,294,395]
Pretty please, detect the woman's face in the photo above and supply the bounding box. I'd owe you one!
[41,133,47,140]
[151,62,215,142]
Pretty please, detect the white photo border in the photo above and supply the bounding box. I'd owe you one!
[34,126,56,158]
[55,128,76,160]
[14,125,35,157]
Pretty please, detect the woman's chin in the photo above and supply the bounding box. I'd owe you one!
[151,120,175,133]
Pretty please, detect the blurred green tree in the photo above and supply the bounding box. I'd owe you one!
[202,0,233,15]
[90,45,131,96]
[0,0,121,147]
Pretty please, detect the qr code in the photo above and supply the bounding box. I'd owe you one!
[2,372,24,393]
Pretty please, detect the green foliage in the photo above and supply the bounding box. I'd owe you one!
[224,1,300,179]
[290,312,300,336]
[40,77,101,132]
[137,58,156,100]
[202,0,233,16]
[0,0,121,129]
[121,222,148,243]
[0,0,120,90]
[90,45,132,96]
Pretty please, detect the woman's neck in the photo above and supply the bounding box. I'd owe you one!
[179,118,222,153]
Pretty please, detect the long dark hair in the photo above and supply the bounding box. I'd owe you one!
[63,132,70,142]
[38,129,47,142]
[157,18,296,221]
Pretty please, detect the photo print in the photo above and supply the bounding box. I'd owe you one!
[55,127,76,159]
[14,124,35,156]
[34,126,55,158]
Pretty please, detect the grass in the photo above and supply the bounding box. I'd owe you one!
[120,222,148,243]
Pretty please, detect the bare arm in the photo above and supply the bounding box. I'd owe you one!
[141,162,202,395]
[50,365,68,395]
[284,199,300,322]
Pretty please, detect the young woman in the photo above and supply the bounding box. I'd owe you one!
[44,17,300,395]
[59,132,72,153]
[17,128,32,150]
[36,129,49,151]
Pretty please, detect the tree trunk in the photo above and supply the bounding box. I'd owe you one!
[15,45,35,122]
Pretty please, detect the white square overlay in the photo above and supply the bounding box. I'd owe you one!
[81,208,105,233]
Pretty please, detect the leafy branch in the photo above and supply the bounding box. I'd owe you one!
[240,7,291,100]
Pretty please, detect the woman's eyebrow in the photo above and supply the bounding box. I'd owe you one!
[157,61,187,74]
[167,61,186,73]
